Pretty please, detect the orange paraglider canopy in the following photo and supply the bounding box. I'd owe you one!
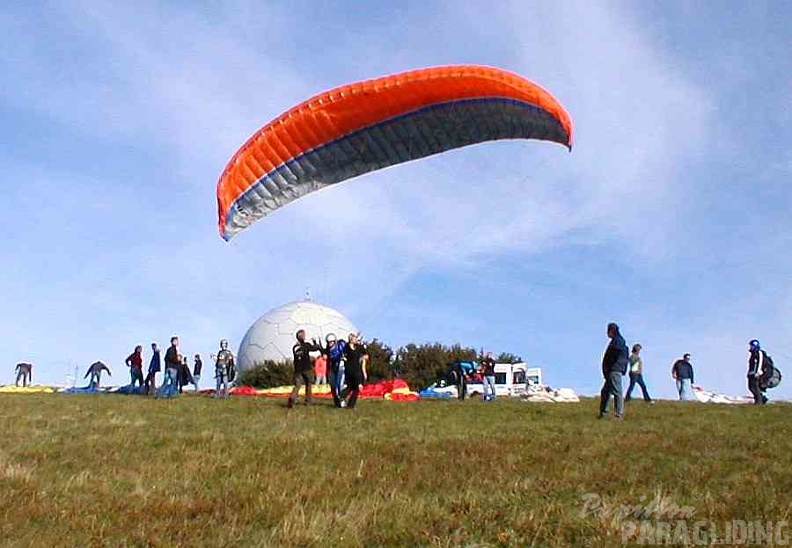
[217,65,573,240]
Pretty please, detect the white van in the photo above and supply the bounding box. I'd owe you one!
[419,362,543,398]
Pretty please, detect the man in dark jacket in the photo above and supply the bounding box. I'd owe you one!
[144,343,161,395]
[598,322,628,419]
[15,363,33,387]
[159,336,181,397]
[747,339,769,405]
[671,353,695,401]
[288,329,322,408]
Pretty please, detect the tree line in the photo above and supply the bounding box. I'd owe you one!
[237,340,523,390]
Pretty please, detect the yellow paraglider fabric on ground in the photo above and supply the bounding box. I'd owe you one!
[0,385,55,394]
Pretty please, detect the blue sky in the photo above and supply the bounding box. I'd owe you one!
[2,1,790,398]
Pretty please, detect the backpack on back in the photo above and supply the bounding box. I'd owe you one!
[759,354,782,390]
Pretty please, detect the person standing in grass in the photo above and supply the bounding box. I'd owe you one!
[161,336,181,397]
[288,330,322,408]
[624,344,652,403]
[598,322,628,419]
[480,352,497,400]
[125,345,145,389]
[178,355,194,394]
[286,329,322,408]
[15,362,33,387]
[192,354,203,391]
[214,339,235,398]
[747,339,769,405]
[314,352,328,385]
[212,339,236,398]
[144,342,161,395]
[671,353,695,401]
[324,333,347,408]
[84,361,111,388]
[341,333,368,409]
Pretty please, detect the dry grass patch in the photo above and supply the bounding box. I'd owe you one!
[0,394,790,546]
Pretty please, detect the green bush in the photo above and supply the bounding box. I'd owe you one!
[236,360,292,388]
[364,338,395,382]
[235,341,518,392]
[394,342,477,391]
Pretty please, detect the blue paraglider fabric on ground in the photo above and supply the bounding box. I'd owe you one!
[113,384,146,395]
[156,383,179,398]
[62,385,103,394]
[418,386,456,398]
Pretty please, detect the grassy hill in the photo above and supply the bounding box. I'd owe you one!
[1,394,790,546]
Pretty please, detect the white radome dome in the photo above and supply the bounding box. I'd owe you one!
[237,301,358,370]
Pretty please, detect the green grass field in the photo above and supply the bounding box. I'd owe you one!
[1,394,790,547]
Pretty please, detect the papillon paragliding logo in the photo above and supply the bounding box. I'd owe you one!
[216,64,574,241]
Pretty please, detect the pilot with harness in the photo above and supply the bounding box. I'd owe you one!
[214,339,235,398]
[747,339,781,404]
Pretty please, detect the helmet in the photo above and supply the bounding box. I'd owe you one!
[749,339,760,351]
[325,333,337,343]
[220,339,229,350]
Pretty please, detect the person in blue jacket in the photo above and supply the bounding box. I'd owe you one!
[598,322,628,419]
[449,361,476,400]
[144,342,161,395]
[324,333,347,408]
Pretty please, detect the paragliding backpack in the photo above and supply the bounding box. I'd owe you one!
[226,361,237,383]
[759,354,782,390]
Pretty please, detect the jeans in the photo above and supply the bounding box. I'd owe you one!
[599,371,624,417]
[130,368,144,387]
[329,365,345,407]
[625,373,651,402]
[482,375,497,398]
[315,374,327,385]
[157,367,179,397]
[676,378,694,401]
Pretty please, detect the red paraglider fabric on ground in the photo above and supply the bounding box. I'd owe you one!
[219,379,418,400]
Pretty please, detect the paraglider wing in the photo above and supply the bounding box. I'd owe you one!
[217,65,573,240]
